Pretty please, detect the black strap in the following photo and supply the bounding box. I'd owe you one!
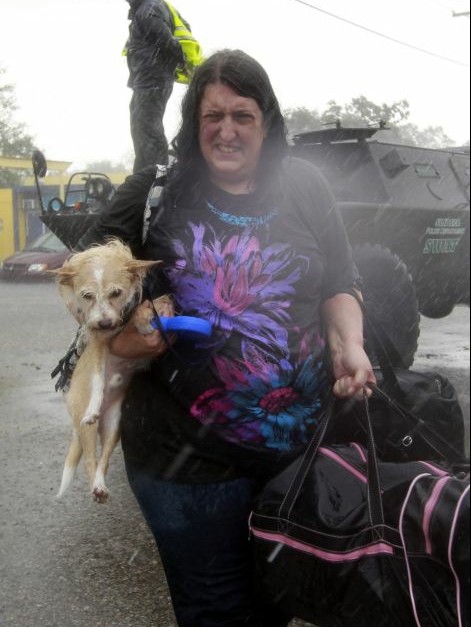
[278,393,385,529]
[51,330,82,392]
[363,390,385,526]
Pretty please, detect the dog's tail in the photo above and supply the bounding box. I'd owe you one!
[56,432,82,498]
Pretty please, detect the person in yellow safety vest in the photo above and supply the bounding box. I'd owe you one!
[165,1,204,84]
[124,0,203,173]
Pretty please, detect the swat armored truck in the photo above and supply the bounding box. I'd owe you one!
[291,127,470,366]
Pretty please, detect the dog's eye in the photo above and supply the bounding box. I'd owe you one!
[110,289,123,298]
[81,293,95,301]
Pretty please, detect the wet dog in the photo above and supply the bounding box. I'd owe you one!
[54,240,172,502]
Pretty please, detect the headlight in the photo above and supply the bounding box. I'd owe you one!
[27,263,48,273]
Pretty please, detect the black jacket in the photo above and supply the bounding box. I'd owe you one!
[125,0,185,89]
[76,165,157,257]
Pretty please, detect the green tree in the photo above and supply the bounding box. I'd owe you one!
[387,123,454,149]
[84,159,130,173]
[0,65,37,187]
[283,106,323,135]
[284,96,454,148]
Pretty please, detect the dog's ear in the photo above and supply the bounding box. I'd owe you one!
[51,264,85,324]
[49,265,77,286]
[126,259,162,279]
[58,283,85,325]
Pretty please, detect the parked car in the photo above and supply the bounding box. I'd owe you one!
[0,231,69,281]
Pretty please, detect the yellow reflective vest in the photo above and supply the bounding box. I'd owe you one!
[165,1,204,84]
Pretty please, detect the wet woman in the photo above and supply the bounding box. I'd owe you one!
[111,49,375,627]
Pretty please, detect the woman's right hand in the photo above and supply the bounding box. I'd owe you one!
[110,300,172,360]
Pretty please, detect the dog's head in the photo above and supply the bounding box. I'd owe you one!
[54,240,160,332]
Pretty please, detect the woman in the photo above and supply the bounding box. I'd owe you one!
[111,49,375,627]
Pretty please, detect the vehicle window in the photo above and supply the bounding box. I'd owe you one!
[65,188,87,206]
[414,162,440,178]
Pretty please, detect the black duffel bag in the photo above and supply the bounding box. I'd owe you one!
[327,367,466,463]
[250,395,470,627]
[326,295,467,464]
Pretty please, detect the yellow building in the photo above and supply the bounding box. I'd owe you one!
[0,155,129,260]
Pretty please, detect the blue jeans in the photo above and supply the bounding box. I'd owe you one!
[125,463,292,627]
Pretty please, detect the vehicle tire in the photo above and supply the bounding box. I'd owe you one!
[419,299,455,320]
[352,244,420,368]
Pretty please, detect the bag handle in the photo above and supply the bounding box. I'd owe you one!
[278,392,385,529]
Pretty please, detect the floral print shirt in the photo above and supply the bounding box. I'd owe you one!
[138,158,357,473]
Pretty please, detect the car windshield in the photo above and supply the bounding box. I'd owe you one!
[25,231,66,253]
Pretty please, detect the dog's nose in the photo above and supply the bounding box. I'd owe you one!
[98,319,115,330]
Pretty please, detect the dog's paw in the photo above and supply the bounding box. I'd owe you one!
[92,484,110,504]
[81,413,99,426]
[153,294,174,317]
[131,302,156,335]
[132,295,175,335]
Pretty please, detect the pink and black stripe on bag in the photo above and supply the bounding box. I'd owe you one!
[250,397,470,627]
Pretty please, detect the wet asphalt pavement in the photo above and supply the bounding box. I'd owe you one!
[0,281,469,627]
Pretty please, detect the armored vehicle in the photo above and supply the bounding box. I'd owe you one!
[291,127,470,366]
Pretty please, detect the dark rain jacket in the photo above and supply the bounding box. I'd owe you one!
[125,0,185,89]
[76,165,158,257]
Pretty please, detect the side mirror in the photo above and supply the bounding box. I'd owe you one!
[32,150,48,213]
[47,197,66,213]
[32,150,47,178]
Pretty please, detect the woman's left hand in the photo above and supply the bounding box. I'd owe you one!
[322,292,376,401]
[331,342,376,401]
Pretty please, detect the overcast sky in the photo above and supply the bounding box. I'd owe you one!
[1,0,469,169]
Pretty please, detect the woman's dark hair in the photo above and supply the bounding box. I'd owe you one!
[166,49,289,206]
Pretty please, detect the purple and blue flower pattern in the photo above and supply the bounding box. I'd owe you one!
[167,223,326,451]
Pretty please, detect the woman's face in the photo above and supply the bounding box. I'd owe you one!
[199,82,266,194]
